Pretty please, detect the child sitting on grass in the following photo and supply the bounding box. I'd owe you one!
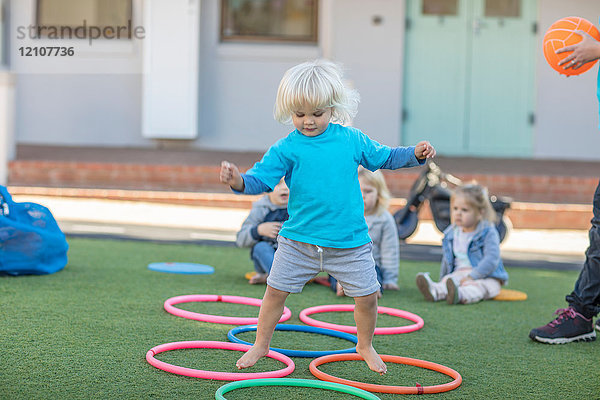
[236,179,289,284]
[416,183,508,304]
[328,167,400,297]
[220,59,435,375]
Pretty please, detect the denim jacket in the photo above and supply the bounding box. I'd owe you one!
[440,220,509,284]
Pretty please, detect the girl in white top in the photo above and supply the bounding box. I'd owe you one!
[416,184,508,304]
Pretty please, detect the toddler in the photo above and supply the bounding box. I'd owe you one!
[220,59,435,374]
[236,179,289,284]
[329,167,400,297]
[416,183,508,304]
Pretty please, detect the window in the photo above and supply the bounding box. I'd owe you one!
[485,0,520,18]
[221,0,318,43]
[36,0,132,37]
[422,0,458,16]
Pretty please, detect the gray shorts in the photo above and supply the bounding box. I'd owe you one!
[267,236,380,297]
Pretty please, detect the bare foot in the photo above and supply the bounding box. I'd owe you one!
[336,283,345,296]
[357,345,387,375]
[236,345,269,369]
[249,273,268,285]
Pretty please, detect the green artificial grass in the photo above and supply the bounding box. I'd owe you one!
[1,237,599,399]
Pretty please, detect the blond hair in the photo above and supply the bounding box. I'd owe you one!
[274,59,360,125]
[358,167,391,216]
[451,183,497,223]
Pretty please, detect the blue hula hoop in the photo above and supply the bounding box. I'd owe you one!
[227,324,358,357]
[147,262,214,275]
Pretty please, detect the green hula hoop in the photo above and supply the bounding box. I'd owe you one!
[215,378,381,400]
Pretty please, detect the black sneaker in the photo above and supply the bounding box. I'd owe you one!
[529,307,596,344]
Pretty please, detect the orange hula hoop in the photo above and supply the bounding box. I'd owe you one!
[309,353,462,394]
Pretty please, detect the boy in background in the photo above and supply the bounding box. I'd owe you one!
[236,179,289,284]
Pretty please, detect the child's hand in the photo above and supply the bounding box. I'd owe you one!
[460,276,473,285]
[220,161,244,191]
[415,141,436,160]
[383,283,399,291]
[257,222,282,239]
[557,30,600,70]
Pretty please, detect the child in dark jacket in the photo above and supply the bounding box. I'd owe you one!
[236,179,289,284]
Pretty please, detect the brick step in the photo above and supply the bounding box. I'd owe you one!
[8,160,598,205]
[8,186,593,230]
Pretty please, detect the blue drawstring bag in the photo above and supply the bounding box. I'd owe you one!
[0,185,68,275]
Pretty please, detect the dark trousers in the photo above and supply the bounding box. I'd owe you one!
[566,179,600,319]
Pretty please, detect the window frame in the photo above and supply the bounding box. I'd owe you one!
[484,0,520,18]
[35,0,133,39]
[220,0,319,44]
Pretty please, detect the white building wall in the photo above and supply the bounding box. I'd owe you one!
[534,0,600,160]
[194,0,321,151]
[16,73,144,146]
[11,0,406,152]
[11,0,147,147]
[194,0,405,152]
[328,0,405,148]
[5,0,600,161]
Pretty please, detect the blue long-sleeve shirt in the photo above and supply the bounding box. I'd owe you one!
[233,123,424,247]
[239,146,423,194]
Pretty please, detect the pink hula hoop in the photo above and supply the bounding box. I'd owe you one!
[164,294,292,325]
[146,341,295,380]
[299,304,424,335]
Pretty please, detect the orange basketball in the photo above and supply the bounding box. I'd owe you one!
[543,16,600,76]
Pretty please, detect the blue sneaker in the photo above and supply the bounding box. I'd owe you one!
[529,307,596,344]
